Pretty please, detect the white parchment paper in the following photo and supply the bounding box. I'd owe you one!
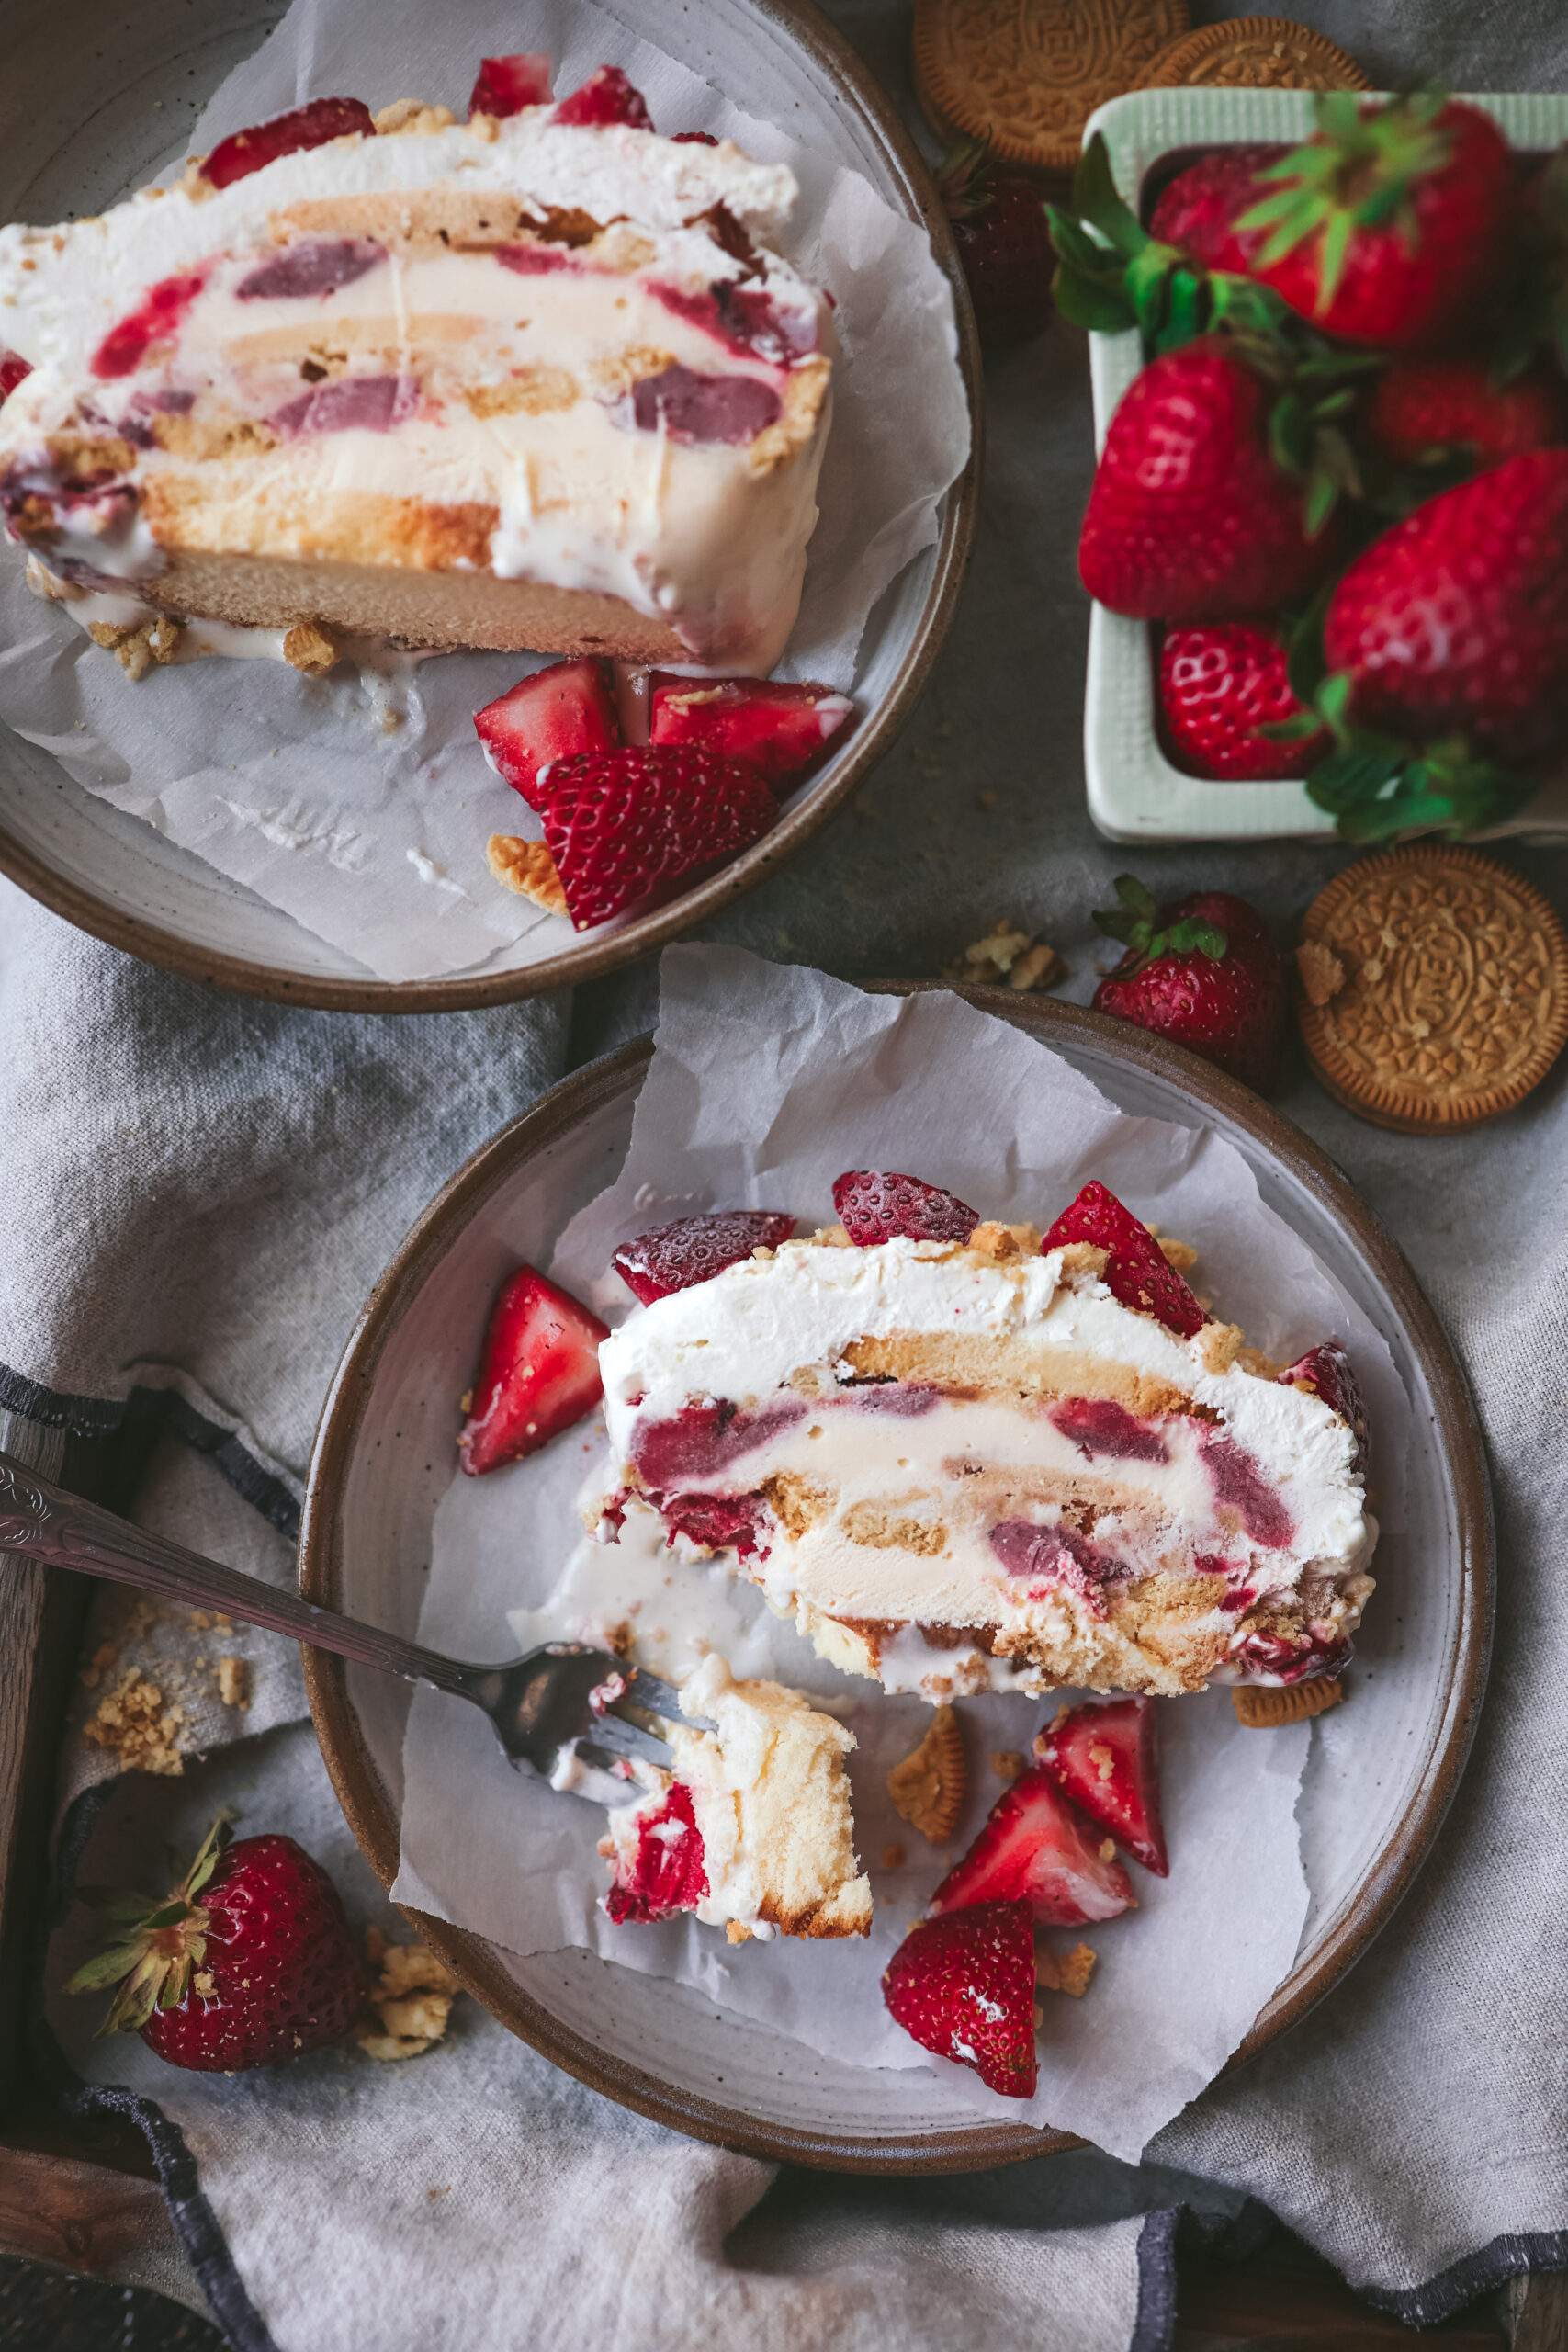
[0,0,968,981]
[391,948,1413,2160]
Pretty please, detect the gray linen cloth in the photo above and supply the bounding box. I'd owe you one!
[7,0,1568,2342]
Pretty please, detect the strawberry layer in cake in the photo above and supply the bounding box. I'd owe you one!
[598,1656,872,1940]
[593,1179,1376,1701]
[0,62,832,668]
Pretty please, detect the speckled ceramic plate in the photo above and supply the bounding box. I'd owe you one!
[0,0,978,1009]
[299,989,1492,2170]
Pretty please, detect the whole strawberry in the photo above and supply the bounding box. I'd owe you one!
[1363,357,1568,470]
[69,1820,365,2070]
[1147,144,1286,272]
[1236,95,1514,349]
[1160,622,1328,780]
[1091,879,1286,1092]
[1323,447,1568,753]
[937,138,1053,347]
[1079,340,1337,622]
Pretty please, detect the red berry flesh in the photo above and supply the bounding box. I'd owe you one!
[536,745,777,931]
[831,1171,979,1247]
[474,657,620,802]
[648,673,854,792]
[202,97,376,192]
[882,1900,1039,2098]
[1148,145,1285,271]
[1364,357,1568,469]
[459,1265,608,1476]
[1043,1181,1207,1339]
[1035,1697,1168,1877]
[553,65,651,130]
[468,54,553,118]
[614,1210,798,1305]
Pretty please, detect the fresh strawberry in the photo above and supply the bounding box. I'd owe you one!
[1147,145,1286,272]
[529,745,777,930]
[882,1900,1038,2097]
[831,1171,979,1247]
[1160,623,1329,781]
[1035,1698,1167,1876]
[935,138,1053,347]
[1042,1180,1207,1340]
[202,97,376,192]
[1090,881,1287,1094]
[648,673,854,792]
[1322,447,1568,754]
[474,657,620,800]
[0,351,31,403]
[1235,96,1514,349]
[604,1784,708,1924]
[1279,1340,1369,1474]
[468,54,553,118]
[68,1821,364,2071]
[1078,340,1337,622]
[458,1264,608,1475]
[613,1210,798,1304]
[553,65,652,130]
[1363,357,1568,469]
[928,1765,1134,1928]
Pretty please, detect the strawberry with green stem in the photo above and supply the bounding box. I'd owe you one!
[936,137,1054,348]
[1091,882,1287,1093]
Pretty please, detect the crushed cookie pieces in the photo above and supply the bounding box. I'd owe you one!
[886,1704,966,1844]
[1233,1677,1343,1728]
[726,1921,753,1944]
[1037,1941,1097,1997]
[283,619,340,674]
[942,919,1063,993]
[990,1749,1025,1782]
[1296,939,1346,1008]
[882,1842,907,1871]
[84,1669,186,1776]
[487,833,569,915]
[216,1657,251,1710]
[357,1931,462,2061]
[373,98,456,135]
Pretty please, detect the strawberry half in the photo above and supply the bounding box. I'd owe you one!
[1160,623,1329,782]
[882,1900,1039,2097]
[0,351,31,403]
[1147,145,1286,273]
[1363,357,1568,470]
[1035,1698,1168,1877]
[68,1821,365,2071]
[1279,1340,1369,1474]
[468,54,553,118]
[202,97,376,192]
[1235,96,1514,351]
[553,66,651,130]
[474,657,620,801]
[458,1265,608,1476]
[532,745,777,930]
[1043,1180,1207,1340]
[648,674,855,792]
[1091,881,1286,1095]
[613,1210,797,1304]
[1079,339,1337,623]
[928,1765,1134,1927]
[1323,447,1568,755]
[832,1171,979,1247]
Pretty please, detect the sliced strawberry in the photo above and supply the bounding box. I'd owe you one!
[92,271,211,380]
[672,130,720,147]
[613,1210,797,1305]
[832,1171,979,1247]
[605,1782,708,1924]
[0,352,31,403]
[474,657,620,802]
[1279,1340,1369,1474]
[458,1265,608,1476]
[881,1900,1038,2098]
[553,65,651,130]
[1043,1182,1206,1340]
[202,98,376,192]
[649,674,854,792]
[468,54,553,118]
[534,745,776,931]
[929,1764,1134,1927]
[1034,1698,1167,1877]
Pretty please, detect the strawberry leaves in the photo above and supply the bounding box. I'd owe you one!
[1235,92,1454,311]
[68,1818,233,2037]
[1093,876,1227,972]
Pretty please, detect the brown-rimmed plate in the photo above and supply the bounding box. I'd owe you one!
[299,987,1493,2170]
[0,0,979,1012]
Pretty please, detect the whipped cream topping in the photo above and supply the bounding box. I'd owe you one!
[596,1237,1376,1694]
[0,109,831,666]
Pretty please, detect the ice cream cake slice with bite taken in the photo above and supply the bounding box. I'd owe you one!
[599,1655,872,1940]
[0,57,833,672]
[592,1176,1377,1701]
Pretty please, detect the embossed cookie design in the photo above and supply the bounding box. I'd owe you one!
[1297,847,1568,1134]
[914,0,1190,176]
[1138,17,1368,90]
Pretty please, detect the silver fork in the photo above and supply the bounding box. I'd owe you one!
[0,1446,705,1781]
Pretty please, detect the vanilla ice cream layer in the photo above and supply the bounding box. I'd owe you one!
[596,1238,1377,1698]
[0,110,830,665]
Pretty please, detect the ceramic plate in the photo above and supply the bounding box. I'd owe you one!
[299,990,1492,2169]
[0,0,978,1009]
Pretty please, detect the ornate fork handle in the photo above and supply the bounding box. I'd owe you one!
[0,1443,479,1699]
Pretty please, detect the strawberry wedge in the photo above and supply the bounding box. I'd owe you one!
[1035,1698,1168,1877]
[202,98,376,193]
[613,1210,797,1305]
[1043,1181,1206,1340]
[474,658,620,802]
[649,674,854,792]
[1279,1340,1369,1474]
[882,1900,1038,2097]
[468,54,554,118]
[458,1265,609,1476]
[929,1764,1134,1927]
[831,1170,978,1246]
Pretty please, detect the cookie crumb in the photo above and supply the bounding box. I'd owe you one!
[83,1669,186,1776]
[1037,1941,1097,1997]
[1233,1677,1343,1728]
[882,1842,907,1871]
[357,1932,461,2061]
[726,1920,753,1944]
[990,1749,1025,1782]
[487,833,569,915]
[216,1656,250,1710]
[373,97,457,136]
[886,1704,966,1843]
[942,920,1063,992]
[283,619,340,674]
[1156,1236,1198,1272]
[1295,938,1346,1008]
